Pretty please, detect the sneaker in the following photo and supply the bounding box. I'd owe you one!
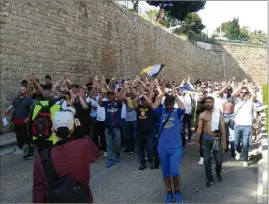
[13,148,24,155]
[216,173,222,182]
[235,151,241,161]
[205,181,213,188]
[198,157,204,166]
[103,152,107,157]
[23,153,34,160]
[164,191,174,203]
[106,159,114,168]
[139,164,146,170]
[114,153,120,163]
[174,191,183,204]
[243,161,248,168]
[128,152,133,157]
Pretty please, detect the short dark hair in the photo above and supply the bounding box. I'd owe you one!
[205,96,214,102]
[45,75,51,80]
[21,79,28,87]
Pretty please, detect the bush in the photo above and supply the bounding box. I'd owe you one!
[262,84,268,133]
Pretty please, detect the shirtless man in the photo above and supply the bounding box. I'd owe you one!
[221,85,236,157]
[196,97,226,188]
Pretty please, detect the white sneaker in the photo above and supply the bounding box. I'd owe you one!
[198,157,204,165]
[235,151,241,161]
[13,148,24,155]
[243,161,248,168]
[103,152,107,157]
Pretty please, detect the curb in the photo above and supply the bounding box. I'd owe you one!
[257,113,268,203]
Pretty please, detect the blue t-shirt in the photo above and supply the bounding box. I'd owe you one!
[102,100,122,127]
[155,107,185,148]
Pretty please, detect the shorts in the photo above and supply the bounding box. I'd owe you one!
[157,146,182,177]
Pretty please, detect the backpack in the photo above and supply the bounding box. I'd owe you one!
[32,102,54,139]
[41,149,90,203]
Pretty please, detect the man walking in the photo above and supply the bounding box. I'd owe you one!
[155,89,185,203]
[3,86,34,159]
[196,97,226,188]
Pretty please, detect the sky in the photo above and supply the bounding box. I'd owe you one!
[197,1,268,36]
[137,1,268,37]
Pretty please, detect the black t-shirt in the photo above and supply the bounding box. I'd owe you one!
[136,104,155,133]
[73,102,90,122]
[12,96,33,120]
[43,83,52,90]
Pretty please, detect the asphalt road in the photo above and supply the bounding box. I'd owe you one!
[0,137,258,203]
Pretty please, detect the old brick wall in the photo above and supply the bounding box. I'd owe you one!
[0,0,267,132]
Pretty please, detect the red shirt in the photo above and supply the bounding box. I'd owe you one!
[32,137,99,203]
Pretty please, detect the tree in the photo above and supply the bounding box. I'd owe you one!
[239,26,249,41]
[173,13,205,39]
[146,1,206,22]
[226,17,240,40]
[215,22,232,35]
[131,1,139,12]
[249,30,268,44]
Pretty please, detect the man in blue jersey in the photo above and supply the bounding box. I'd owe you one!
[98,89,125,168]
[155,89,185,204]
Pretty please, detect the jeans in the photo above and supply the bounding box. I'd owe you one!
[105,127,121,160]
[202,137,223,182]
[234,125,252,161]
[224,114,235,153]
[125,121,136,152]
[182,114,192,140]
[136,132,154,165]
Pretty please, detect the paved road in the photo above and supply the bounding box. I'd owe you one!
[0,137,259,203]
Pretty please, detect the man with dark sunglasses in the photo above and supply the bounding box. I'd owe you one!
[231,79,255,168]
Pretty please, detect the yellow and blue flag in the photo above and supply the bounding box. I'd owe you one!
[140,64,165,78]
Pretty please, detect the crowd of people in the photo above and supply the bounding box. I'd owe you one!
[2,73,264,203]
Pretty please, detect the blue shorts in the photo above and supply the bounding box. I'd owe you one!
[157,146,182,177]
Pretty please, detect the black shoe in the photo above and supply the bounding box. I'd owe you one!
[139,164,146,170]
[23,153,34,160]
[187,139,191,142]
[205,181,213,188]
[124,149,130,153]
[149,162,154,170]
[231,150,235,158]
[128,152,133,157]
[216,173,222,182]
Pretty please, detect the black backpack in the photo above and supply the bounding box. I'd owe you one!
[41,149,90,203]
[32,102,54,139]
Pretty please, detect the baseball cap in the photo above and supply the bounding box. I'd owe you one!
[52,110,75,132]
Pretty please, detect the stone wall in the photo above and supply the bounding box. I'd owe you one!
[0,0,267,126]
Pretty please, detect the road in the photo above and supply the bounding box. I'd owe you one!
[0,137,259,203]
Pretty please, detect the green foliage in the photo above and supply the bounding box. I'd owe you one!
[249,30,268,44]
[147,1,206,21]
[173,13,205,41]
[214,18,268,43]
[226,18,240,40]
[262,84,268,133]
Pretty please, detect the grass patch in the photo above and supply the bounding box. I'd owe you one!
[262,84,268,133]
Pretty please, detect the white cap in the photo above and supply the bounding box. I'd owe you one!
[52,111,75,131]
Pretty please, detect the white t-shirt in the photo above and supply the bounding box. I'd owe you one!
[213,97,223,113]
[86,97,97,118]
[55,99,68,110]
[234,98,253,126]
[121,102,126,119]
[96,96,107,122]
[183,94,192,114]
